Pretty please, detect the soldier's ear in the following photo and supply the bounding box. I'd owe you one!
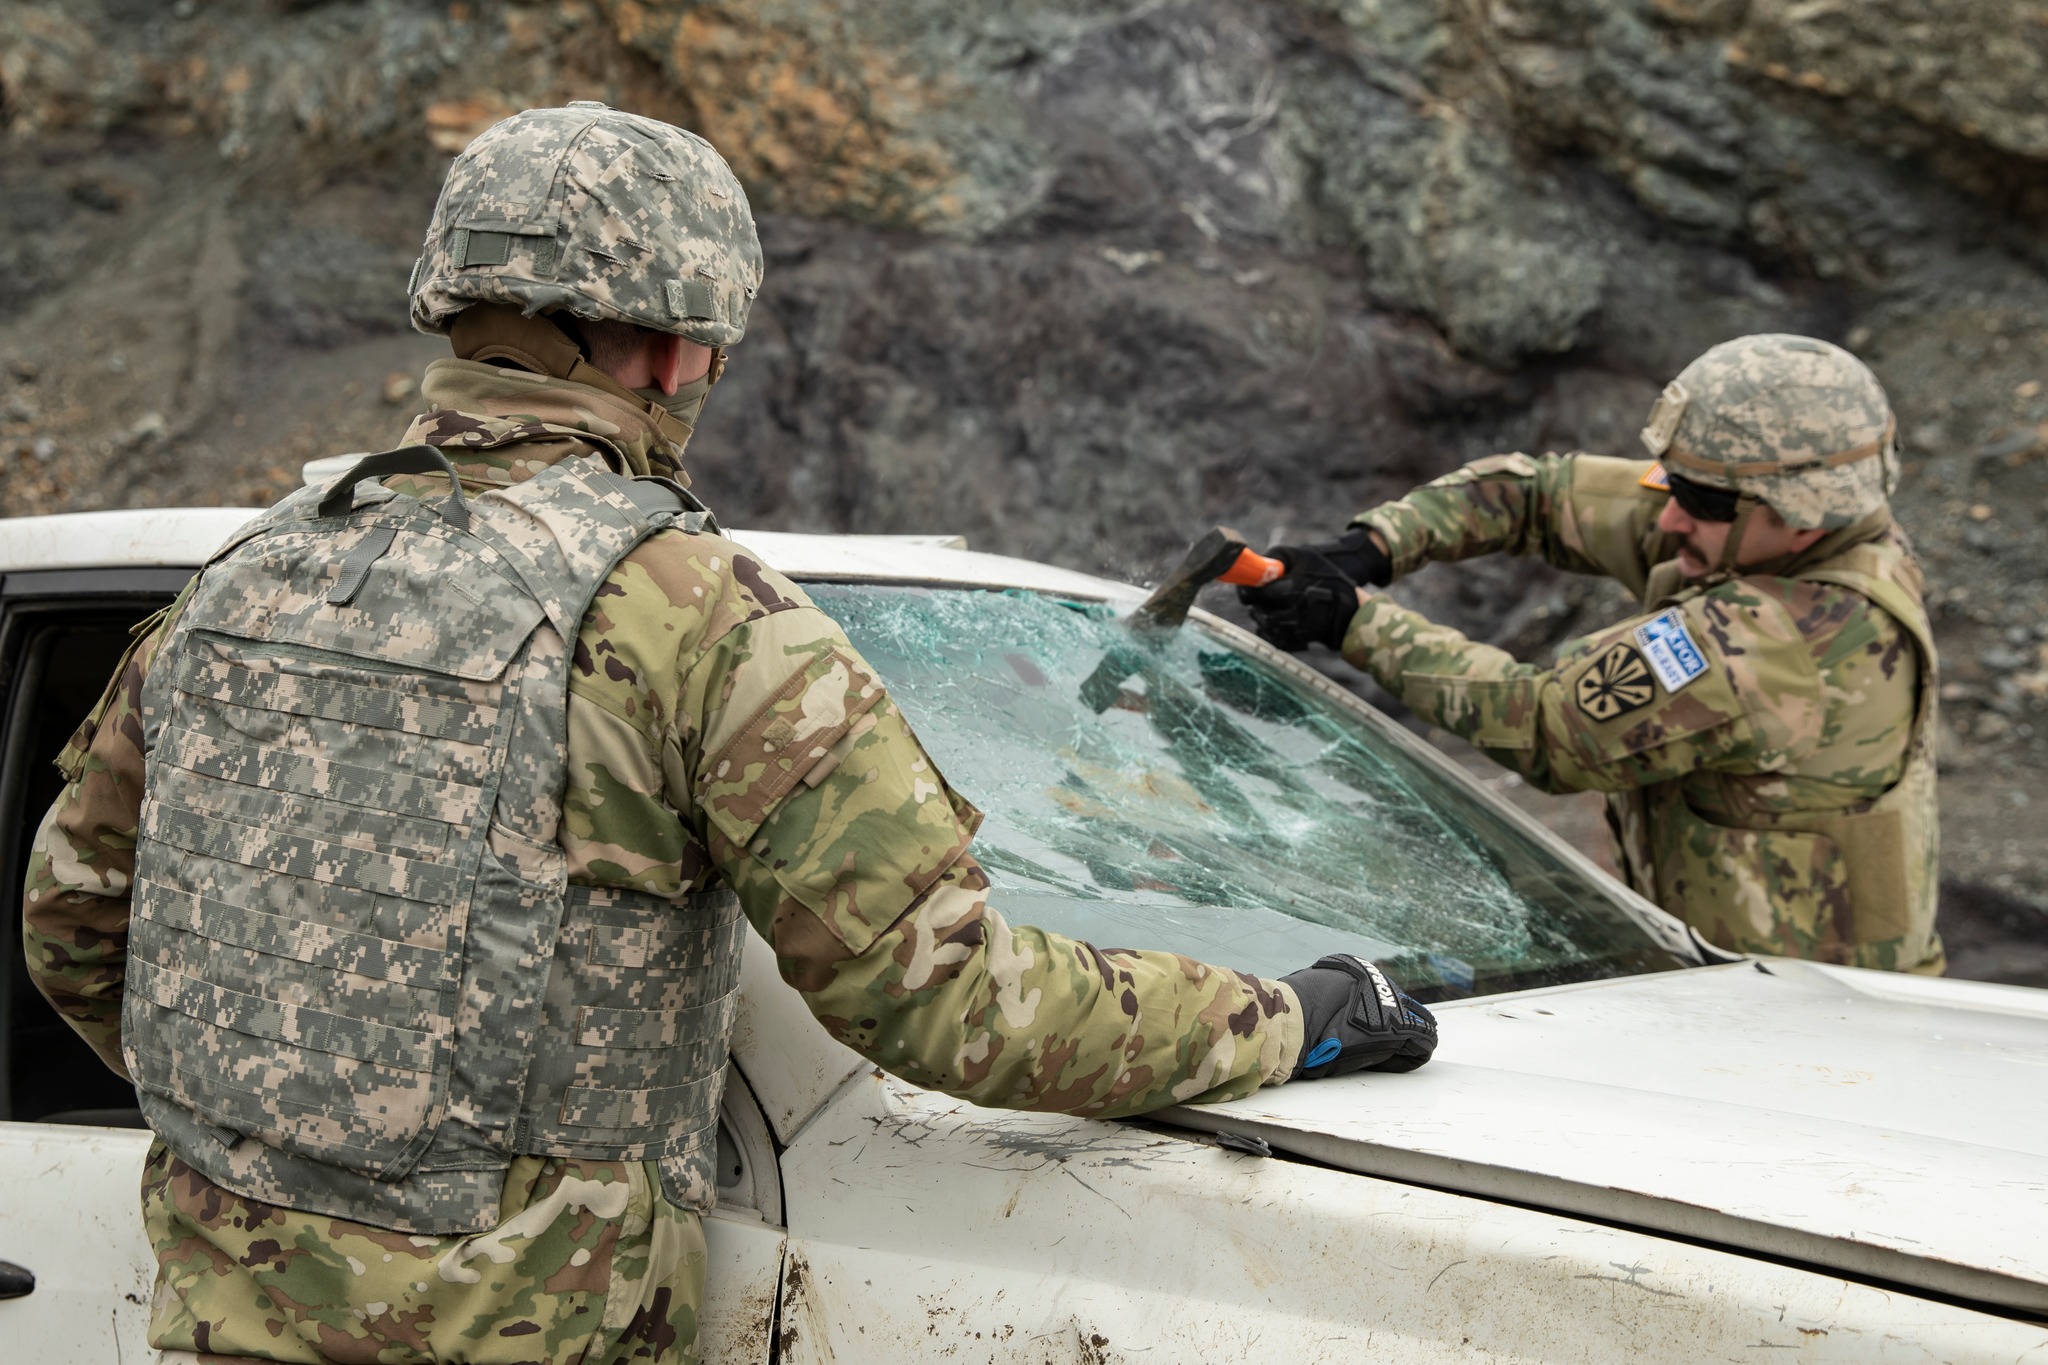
[648,332,712,394]
[649,331,686,395]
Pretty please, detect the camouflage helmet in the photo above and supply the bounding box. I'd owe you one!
[1638,333,1897,529]
[409,103,762,348]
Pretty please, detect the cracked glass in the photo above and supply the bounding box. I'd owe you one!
[814,585,1695,1001]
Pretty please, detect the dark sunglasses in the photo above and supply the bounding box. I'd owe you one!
[1665,471,1743,523]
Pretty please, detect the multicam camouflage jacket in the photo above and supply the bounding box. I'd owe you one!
[1346,451,1944,975]
[23,360,1304,1364]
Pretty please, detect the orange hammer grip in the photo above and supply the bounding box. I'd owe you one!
[1217,548,1285,588]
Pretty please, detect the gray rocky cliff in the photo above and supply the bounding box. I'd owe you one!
[2,0,2043,964]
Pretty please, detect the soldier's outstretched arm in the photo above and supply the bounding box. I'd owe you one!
[688,665,1307,1112]
[21,599,184,1078]
[1356,452,1671,597]
[648,569,1321,1114]
[1340,580,1822,795]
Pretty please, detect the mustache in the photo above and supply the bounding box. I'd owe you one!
[1673,532,1717,567]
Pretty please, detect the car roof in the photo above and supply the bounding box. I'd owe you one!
[0,507,1144,606]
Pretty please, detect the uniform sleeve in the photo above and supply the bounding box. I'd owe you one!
[1358,451,1674,599]
[1341,582,1824,796]
[21,601,180,1079]
[677,585,1303,1116]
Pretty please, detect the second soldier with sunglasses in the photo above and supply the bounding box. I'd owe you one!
[1239,334,1944,975]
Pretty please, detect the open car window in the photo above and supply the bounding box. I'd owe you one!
[814,584,1697,1001]
[0,572,189,1124]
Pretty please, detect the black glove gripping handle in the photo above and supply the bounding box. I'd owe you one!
[317,445,471,532]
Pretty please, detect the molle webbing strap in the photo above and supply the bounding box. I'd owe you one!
[614,476,689,521]
[327,526,399,606]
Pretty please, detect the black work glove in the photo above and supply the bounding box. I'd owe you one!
[1309,525,1394,589]
[1281,954,1439,1079]
[1236,546,1361,653]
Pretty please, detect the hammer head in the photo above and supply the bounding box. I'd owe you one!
[1132,526,1252,632]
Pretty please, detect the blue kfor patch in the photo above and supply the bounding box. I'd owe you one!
[1633,609,1709,694]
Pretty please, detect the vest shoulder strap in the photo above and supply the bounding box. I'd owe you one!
[466,458,701,642]
[1793,538,1936,667]
[590,469,720,535]
[202,481,349,565]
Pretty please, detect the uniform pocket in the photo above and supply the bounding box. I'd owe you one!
[722,701,977,955]
[701,646,886,849]
[1556,615,1744,763]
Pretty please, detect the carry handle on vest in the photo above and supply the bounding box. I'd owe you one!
[318,445,471,532]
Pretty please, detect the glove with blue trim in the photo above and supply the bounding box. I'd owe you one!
[1281,954,1439,1079]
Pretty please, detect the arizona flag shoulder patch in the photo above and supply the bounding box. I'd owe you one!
[1575,643,1656,721]
[1633,609,1709,694]
[1638,461,1671,492]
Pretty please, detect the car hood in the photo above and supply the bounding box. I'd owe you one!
[1164,959,2048,1316]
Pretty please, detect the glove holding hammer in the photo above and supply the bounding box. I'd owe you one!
[1234,525,1394,653]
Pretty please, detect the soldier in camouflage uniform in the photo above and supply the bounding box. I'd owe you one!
[1241,334,1943,975]
[22,105,1435,1365]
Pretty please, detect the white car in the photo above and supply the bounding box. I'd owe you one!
[0,502,2043,1364]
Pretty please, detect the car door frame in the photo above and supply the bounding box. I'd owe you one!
[0,567,195,1122]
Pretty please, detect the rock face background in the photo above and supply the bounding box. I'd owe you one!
[2,0,2043,979]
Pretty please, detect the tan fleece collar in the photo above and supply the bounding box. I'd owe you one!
[412,359,688,482]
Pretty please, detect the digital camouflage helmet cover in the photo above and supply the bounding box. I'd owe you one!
[409,103,763,348]
[1638,333,1897,530]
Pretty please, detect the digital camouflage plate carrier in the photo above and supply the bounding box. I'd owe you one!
[125,448,743,1234]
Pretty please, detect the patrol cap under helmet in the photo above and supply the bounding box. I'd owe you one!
[409,103,763,348]
[1638,333,1897,530]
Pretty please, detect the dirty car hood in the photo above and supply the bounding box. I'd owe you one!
[1163,960,2048,1315]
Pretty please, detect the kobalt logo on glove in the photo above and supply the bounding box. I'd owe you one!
[1281,954,1439,1080]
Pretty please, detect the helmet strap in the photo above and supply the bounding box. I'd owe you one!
[448,304,698,452]
[1709,493,1762,581]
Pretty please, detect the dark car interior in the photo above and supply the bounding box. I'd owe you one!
[0,569,186,1126]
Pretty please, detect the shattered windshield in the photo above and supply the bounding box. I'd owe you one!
[814,585,1695,1001]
